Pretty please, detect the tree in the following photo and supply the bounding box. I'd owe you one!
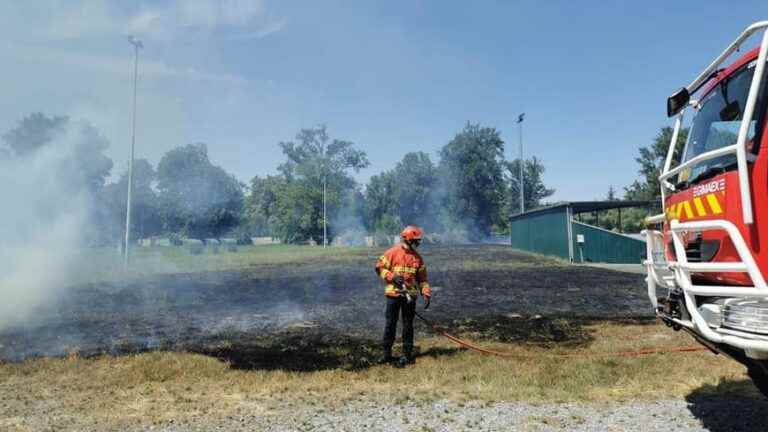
[243,175,286,237]
[1,112,68,157]
[156,143,244,241]
[70,122,114,195]
[272,125,369,244]
[278,125,369,182]
[1,113,114,245]
[581,187,624,231]
[620,126,689,232]
[439,122,506,238]
[363,151,440,234]
[505,156,555,218]
[103,159,162,243]
[1,114,113,194]
[363,171,397,233]
[391,152,438,230]
[625,127,688,203]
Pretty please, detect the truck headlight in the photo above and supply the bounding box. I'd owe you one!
[722,298,768,335]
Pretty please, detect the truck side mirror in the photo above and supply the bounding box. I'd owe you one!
[720,100,741,121]
[667,87,690,117]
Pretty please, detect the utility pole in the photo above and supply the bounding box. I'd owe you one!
[321,138,328,248]
[323,175,327,248]
[517,113,525,214]
[124,35,143,271]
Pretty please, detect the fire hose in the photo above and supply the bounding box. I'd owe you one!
[396,282,707,359]
[413,311,708,358]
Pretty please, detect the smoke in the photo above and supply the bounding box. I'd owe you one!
[0,121,98,330]
[360,150,484,245]
[332,190,368,246]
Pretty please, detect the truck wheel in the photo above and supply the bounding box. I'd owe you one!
[747,362,768,398]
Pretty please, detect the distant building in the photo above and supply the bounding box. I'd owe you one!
[509,201,651,264]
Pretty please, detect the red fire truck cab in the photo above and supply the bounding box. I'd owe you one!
[645,21,768,396]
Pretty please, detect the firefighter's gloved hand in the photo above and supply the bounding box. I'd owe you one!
[423,295,431,310]
[392,274,405,288]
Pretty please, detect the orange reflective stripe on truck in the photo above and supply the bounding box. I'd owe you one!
[706,193,723,214]
[692,197,707,216]
[666,192,724,221]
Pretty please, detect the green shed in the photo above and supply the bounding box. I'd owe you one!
[509,201,650,264]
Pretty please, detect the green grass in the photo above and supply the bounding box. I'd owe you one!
[64,243,563,286]
[66,244,377,285]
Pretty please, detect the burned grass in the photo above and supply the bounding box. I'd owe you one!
[1,244,752,430]
[190,330,382,372]
[448,316,616,348]
[181,314,617,372]
[0,321,755,431]
[0,245,648,361]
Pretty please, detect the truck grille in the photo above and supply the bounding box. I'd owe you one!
[685,234,703,262]
[671,233,719,263]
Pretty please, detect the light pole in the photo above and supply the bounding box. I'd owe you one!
[124,35,143,271]
[323,175,327,248]
[320,140,327,248]
[517,113,525,214]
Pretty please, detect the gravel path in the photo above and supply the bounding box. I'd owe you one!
[123,397,768,432]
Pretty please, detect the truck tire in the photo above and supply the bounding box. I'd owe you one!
[747,362,768,398]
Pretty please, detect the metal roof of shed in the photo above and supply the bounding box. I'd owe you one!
[509,201,652,221]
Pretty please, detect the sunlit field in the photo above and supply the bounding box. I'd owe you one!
[1,246,760,431]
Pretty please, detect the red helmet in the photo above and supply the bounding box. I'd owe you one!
[400,225,423,241]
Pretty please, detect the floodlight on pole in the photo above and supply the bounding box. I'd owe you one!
[517,113,525,215]
[124,35,143,271]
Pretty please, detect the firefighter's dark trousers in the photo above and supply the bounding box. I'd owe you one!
[383,296,416,354]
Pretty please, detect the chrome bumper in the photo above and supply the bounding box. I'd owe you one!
[643,218,768,353]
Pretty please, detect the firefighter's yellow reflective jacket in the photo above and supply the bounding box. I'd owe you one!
[375,243,431,298]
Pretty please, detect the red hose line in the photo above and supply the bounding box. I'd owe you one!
[414,312,709,359]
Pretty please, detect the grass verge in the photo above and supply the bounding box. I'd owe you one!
[67,244,376,285]
[0,321,756,430]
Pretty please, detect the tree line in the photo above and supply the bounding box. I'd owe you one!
[1,113,243,246]
[1,111,696,245]
[1,113,557,246]
[244,123,555,244]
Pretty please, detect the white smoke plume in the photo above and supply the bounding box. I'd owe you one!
[332,190,368,246]
[0,122,97,330]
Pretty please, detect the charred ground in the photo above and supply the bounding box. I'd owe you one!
[3,245,765,431]
[0,245,649,369]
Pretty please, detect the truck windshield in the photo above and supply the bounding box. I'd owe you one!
[680,60,766,184]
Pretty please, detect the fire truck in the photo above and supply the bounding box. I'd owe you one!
[644,21,768,395]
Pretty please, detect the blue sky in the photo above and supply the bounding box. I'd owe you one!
[2,1,768,201]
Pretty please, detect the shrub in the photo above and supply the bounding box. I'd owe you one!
[374,231,399,246]
[236,232,253,246]
[168,233,183,246]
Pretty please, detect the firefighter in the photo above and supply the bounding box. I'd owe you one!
[375,225,432,366]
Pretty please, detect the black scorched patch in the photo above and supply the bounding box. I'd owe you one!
[0,245,648,366]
